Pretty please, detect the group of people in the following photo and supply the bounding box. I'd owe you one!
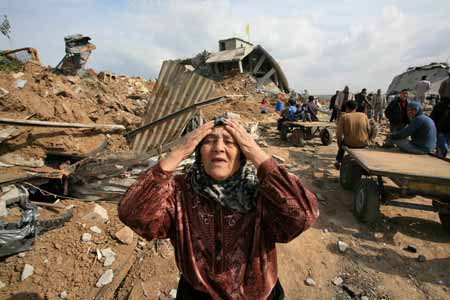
[334,69,450,169]
[275,96,319,130]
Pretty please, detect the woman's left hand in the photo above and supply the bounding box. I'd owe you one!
[225,119,271,168]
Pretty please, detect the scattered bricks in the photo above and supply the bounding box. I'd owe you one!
[115,226,134,245]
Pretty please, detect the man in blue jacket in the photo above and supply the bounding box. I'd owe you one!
[389,101,437,154]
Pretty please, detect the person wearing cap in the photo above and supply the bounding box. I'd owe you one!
[118,117,319,300]
[388,101,437,154]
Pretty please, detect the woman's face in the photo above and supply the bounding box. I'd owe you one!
[200,126,241,181]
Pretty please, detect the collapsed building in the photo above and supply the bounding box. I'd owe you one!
[180,37,290,94]
[386,62,450,97]
[56,34,96,76]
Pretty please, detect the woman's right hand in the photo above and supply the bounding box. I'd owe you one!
[160,121,214,172]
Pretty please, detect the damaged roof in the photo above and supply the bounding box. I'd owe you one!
[386,62,449,96]
[206,46,254,64]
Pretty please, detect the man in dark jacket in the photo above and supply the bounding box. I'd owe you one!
[304,96,319,121]
[355,88,371,114]
[389,102,436,154]
[329,90,339,122]
[430,97,450,157]
[385,89,410,132]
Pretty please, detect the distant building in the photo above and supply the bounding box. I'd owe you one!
[181,37,290,93]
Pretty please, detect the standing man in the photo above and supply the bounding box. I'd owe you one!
[373,89,386,123]
[430,96,450,158]
[385,89,410,133]
[335,86,355,120]
[335,101,372,169]
[415,75,431,106]
[439,70,450,103]
[329,90,339,122]
[355,88,371,114]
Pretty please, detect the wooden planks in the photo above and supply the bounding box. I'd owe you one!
[346,148,450,182]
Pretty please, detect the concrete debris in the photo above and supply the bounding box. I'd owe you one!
[169,289,177,299]
[90,226,102,234]
[0,87,9,98]
[114,226,134,245]
[104,255,115,267]
[96,269,114,288]
[21,264,34,281]
[337,240,349,253]
[82,204,109,223]
[81,233,92,242]
[271,154,285,163]
[0,280,5,289]
[17,252,26,258]
[332,276,344,286]
[0,153,44,168]
[59,290,68,299]
[361,296,369,300]
[101,248,116,258]
[15,79,27,89]
[0,185,29,206]
[304,277,316,286]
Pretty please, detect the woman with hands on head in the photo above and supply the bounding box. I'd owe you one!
[119,116,319,300]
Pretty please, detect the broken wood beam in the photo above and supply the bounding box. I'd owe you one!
[0,118,126,131]
[125,94,240,138]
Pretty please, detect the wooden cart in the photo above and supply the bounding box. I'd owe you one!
[339,147,450,232]
[279,121,336,147]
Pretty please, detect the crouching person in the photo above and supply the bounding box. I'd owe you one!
[118,117,319,300]
[335,100,372,169]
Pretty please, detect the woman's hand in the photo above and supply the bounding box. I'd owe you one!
[224,119,271,168]
[160,121,214,172]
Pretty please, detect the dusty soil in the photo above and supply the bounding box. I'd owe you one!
[1,63,449,300]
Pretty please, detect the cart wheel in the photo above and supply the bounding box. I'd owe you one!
[353,179,381,223]
[292,128,305,147]
[438,213,450,233]
[280,124,289,141]
[339,156,365,190]
[320,128,332,145]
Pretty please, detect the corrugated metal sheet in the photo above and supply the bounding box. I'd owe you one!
[132,60,215,153]
[386,63,449,96]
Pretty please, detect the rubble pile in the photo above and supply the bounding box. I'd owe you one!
[0,61,154,162]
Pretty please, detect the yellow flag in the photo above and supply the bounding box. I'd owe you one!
[245,23,250,36]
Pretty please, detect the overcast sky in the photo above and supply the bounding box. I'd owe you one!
[1,0,450,94]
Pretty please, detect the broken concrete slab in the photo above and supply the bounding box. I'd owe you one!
[114,226,134,245]
[304,277,316,286]
[332,276,344,286]
[82,204,108,223]
[59,290,68,299]
[21,264,34,281]
[0,199,7,217]
[100,248,116,258]
[104,255,115,267]
[169,289,177,299]
[0,153,44,168]
[0,280,5,289]
[96,269,113,287]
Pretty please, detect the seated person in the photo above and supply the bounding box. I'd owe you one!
[303,96,319,121]
[277,99,297,130]
[388,102,437,154]
[335,100,371,169]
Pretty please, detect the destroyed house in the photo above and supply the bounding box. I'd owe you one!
[205,37,290,93]
[386,62,450,96]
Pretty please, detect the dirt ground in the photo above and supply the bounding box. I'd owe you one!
[1,63,449,300]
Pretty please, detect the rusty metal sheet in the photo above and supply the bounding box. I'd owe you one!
[132,60,216,153]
